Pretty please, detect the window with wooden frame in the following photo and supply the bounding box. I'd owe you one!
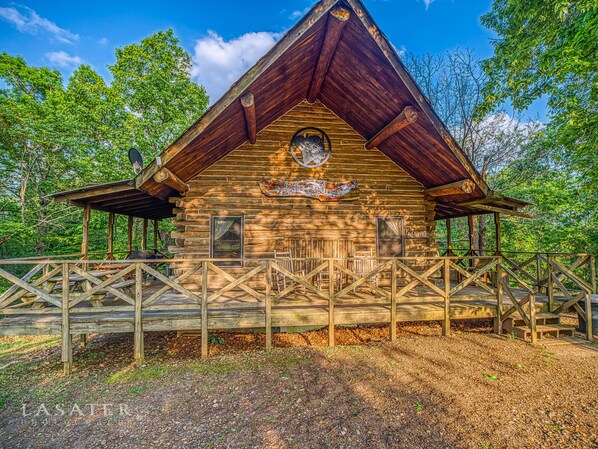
[210,216,244,266]
[376,217,405,258]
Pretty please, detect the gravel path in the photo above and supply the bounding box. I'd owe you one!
[1,322,596,448]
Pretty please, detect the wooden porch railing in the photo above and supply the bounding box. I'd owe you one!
[0,253,594,374]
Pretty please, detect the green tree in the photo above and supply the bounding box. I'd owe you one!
[0,28,209,258]
[109,29,209,159]
[478,0,597,189]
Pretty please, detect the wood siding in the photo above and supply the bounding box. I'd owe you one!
[170,101,437,279]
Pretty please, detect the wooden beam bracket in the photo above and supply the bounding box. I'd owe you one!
[153,168,189,194]
[241,93,257,144]
[306,6,350,103]
[424,179,476,198]
[365,106,418,150]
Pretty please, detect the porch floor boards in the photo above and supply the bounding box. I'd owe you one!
[0,282,566,336]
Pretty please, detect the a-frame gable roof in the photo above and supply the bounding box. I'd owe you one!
[134,0,528,219]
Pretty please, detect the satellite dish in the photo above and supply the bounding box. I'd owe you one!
[128,148,143,175]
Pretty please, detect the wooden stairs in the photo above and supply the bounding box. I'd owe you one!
[503,313,577,342]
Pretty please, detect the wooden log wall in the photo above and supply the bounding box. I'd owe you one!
[170,101,437,288]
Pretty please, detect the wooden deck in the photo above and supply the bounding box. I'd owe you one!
[0,281,564,336]
[0,254,594,374]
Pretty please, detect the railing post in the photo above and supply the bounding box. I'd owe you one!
[134,263,144,367]
[535,253,542,293]
[590,255,596,294]
[201,261,209,358]
[443,258,450,336]
[61,263,72,375]
[328,258,335,347]
[265,261,272,351]
[585,292,593,341]
[547,255,554,312]
[529,292,537,344]
[390,259,397,341]
[494,258,503,334]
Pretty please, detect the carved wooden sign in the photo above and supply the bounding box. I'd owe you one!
[259,179,358,202]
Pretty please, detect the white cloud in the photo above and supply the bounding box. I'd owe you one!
[0,5,78,43]
[289,7,310,20]
[45,51,83,68]
[423,0,436,10]
[191,30,280,103]
[98,37,108,45]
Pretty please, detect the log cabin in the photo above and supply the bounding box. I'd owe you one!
[0,0,595,374]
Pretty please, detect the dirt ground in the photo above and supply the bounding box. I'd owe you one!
[1,319,597,449]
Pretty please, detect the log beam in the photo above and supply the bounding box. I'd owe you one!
[365,106,418,150]
[446,218,453,254]
[425,179,476,198]
[494,212,501,254]
[142,218,148,250]
[307,6,350,103]
[81,203,91,262]
[153,219,159,250]
[107,211,115,259]
[127,216,134,252]
[240,93,257,144]
[468,204,532,219]
[153,167,189,194]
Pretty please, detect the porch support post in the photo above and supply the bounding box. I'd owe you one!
[494,258,503,334]
[547,255,554,312]
[153,219,159,251]
[61,263,72,375]
[134,263,144,367]
[265,261,272,351]
[493,212,501,255]
[107,211,115,259]
[81,203,91,265]
[142,218,148,250]
[127,216,134,253]
[443,258,451,336]
[585,292,593,341]
[390,259,397,341]
[201,262,209,358]
[467,215,475,268]
[328,259,335,347]
[529,292,537,344]
[446,218,452,255]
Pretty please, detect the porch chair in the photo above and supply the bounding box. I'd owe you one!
[274,250,306,294]
[352,249,379,294]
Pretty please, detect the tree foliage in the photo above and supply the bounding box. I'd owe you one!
[478,0,597,189]
[0,29,208,258]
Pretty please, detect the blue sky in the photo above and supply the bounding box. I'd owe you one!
[0,0,545,118]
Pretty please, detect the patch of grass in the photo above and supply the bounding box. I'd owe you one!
[190,361,250,375]
[209,334,225,345]
[484,374,499,381]
[129,386,143,395]
[541,350,555,366]
[0,336,60,361]
[547,423,561,431]
[479,442,490,449]
[515,363,525,369]
[412,402,423,412]
[105,365,175,384]
[507,331,517,340]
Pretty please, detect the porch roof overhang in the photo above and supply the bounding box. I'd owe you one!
[434,193,532,220]
[51,180,174,220]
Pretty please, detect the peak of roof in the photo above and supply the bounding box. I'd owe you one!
[128,0,526,219]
